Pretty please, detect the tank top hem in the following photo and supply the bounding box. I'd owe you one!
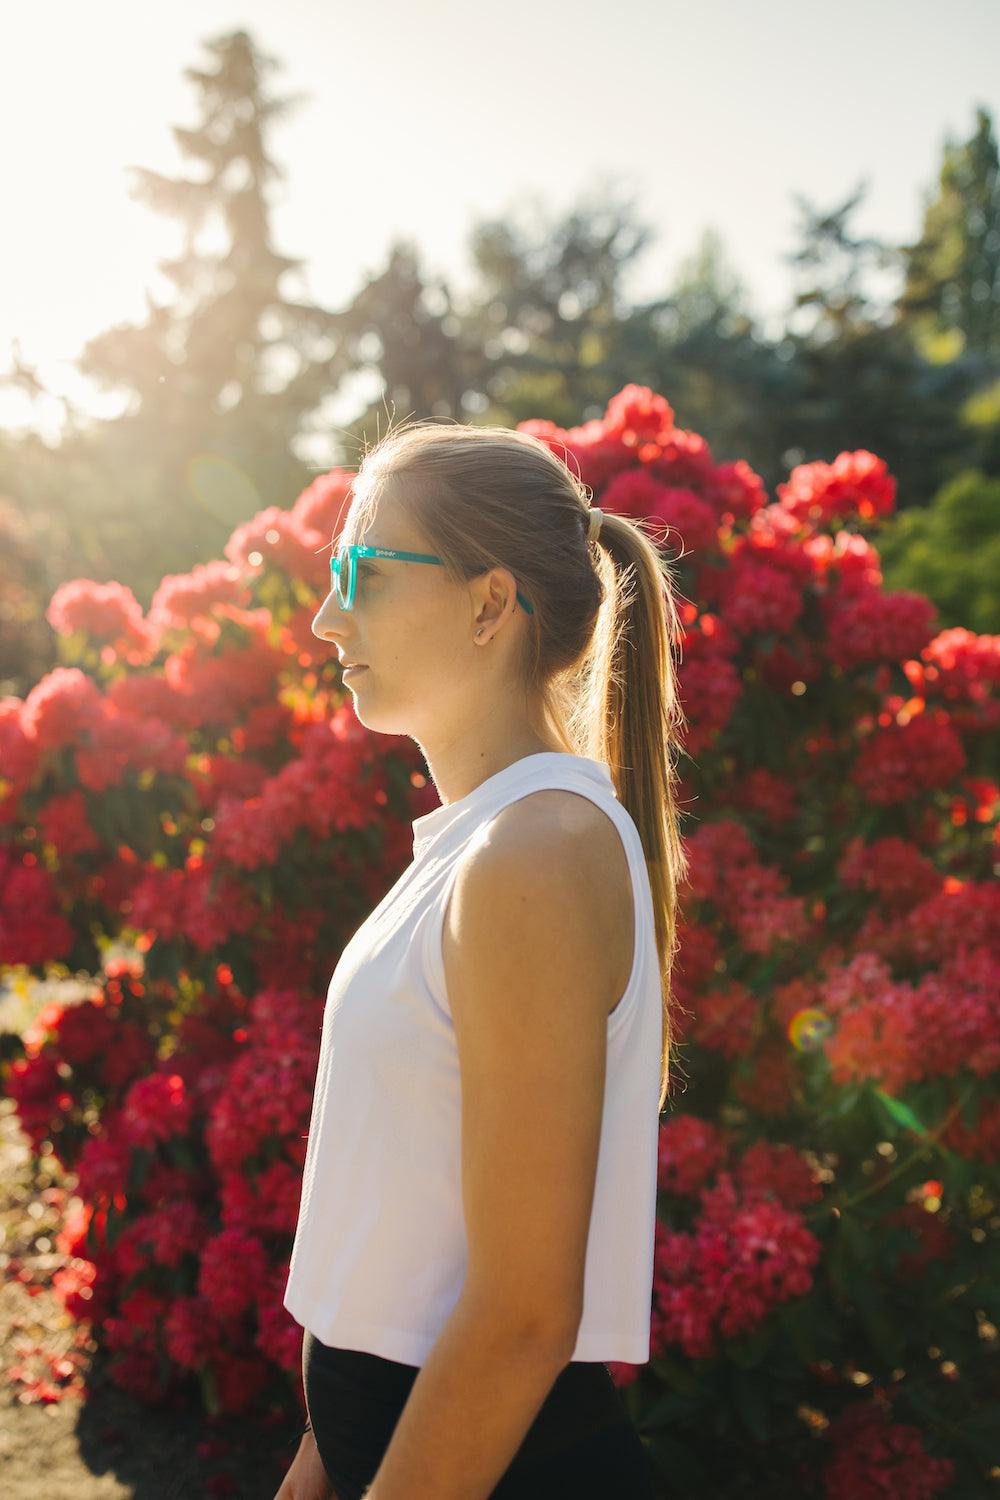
[287,1302,650,1369]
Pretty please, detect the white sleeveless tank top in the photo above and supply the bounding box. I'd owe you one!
[283,751,662,1366]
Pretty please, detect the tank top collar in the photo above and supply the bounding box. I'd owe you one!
[411,752,613,859]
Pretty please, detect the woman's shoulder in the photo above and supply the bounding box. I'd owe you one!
[480,782,622,854]
[446,789,635,1003]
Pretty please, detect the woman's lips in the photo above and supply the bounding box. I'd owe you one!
[343,665,368,678]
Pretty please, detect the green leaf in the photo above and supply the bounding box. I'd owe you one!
[970,1281,1000,1322]
[126,1148,150,1195]
[641,1389,703,1432]
[959,1090,982,1131]
[834,1084,863,1116]
[199,1363,220,1417]
[874,1088,926,1135]
[649,1353,702,1397]
[777,1301,817,1365]
[727,1322,773,1369]
[644,1433,712,1491]
[105,1206,124,1250]
[852,1281,905,1366]
[837,1210,875,1268]
[730,1366,771,1443]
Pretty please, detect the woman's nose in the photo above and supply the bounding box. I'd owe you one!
[312,597,349,641]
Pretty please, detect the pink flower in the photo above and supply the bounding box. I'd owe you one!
[148,560,251,631]
[197,1228,270,1323]
[121,1073,193,1149]
[853,712,966,806]
[164,1295,225,1370]
[822,1401,954,1500]
[22,667,102,753]
[777,449,897,526]
[46,578,150,647]
[657,1114,728,1196]
[651,1177,822,1361]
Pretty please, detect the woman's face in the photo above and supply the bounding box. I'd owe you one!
[312,480,522,744]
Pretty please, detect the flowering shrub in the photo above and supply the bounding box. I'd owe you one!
[2,386,998,1495]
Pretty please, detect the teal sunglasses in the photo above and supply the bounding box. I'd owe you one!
[330,543,535,615]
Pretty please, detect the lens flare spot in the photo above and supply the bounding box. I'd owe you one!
[788,1007,832,1052]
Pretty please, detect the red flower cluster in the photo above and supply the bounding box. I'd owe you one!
[121,1072,194,1150]
[822,1400,954,1499]
[776,450,897,526]
[657,1112,729,1196]
[651,1170,822,1360]
[1,385,995,1485]
[47,579,154,656]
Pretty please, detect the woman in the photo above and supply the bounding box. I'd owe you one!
[276,419,689,1499]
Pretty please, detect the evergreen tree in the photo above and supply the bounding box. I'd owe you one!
[786,181,898,342]
[320,186,659,446]
[899,106,1000,359]
[69,28,344,595]
[774,186,979,507]
[664,227,756,341]
[326,241,475,453]
[462,183,660,428]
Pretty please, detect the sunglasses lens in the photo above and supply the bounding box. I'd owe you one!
[333,545,354,609]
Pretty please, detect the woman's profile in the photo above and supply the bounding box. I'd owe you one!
[275,418,689,1499]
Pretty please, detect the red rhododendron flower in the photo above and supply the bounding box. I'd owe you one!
[0,852,75,966]
[22,667,103,752]
[74,702,190,792]
[731,1040,797,1117]
[163,1294,225,1370]
[650,1175,821,1360]
[46,578,151,650]
[5,1052,65,1147]
[837,835,941,914]
[822,1400,954,1499]
[852,712,966,805]
[823,583,937,670]
[101,1021,158,1091]
[0,697,40,798]
[255,1261,306,1374]
[734,1140,823,1209]
[519,416,635,492]
[148,560,252,632]
[120,1072,193,1149]
[49,995,117,1066]
[35,789,101,857]
[777,450,897,526]
[224,505,328,587]
[73,1131,136,1203]
[114,1199,207,1276]
[290,466,355,540]
[657,1113,728,1196]
[197,1228,270,1323]
[715,553,805,637]
[942,1094,1000,1163]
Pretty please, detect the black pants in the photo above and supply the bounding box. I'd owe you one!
[302,1329,657,1499]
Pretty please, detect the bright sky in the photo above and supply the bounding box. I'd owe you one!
[3,0,998,453]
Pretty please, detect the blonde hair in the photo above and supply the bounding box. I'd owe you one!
[352,418,690,1111]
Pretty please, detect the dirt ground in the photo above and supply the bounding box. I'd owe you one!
[0,979,306,1500]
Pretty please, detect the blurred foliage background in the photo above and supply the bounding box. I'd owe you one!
[2,31,999,700]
